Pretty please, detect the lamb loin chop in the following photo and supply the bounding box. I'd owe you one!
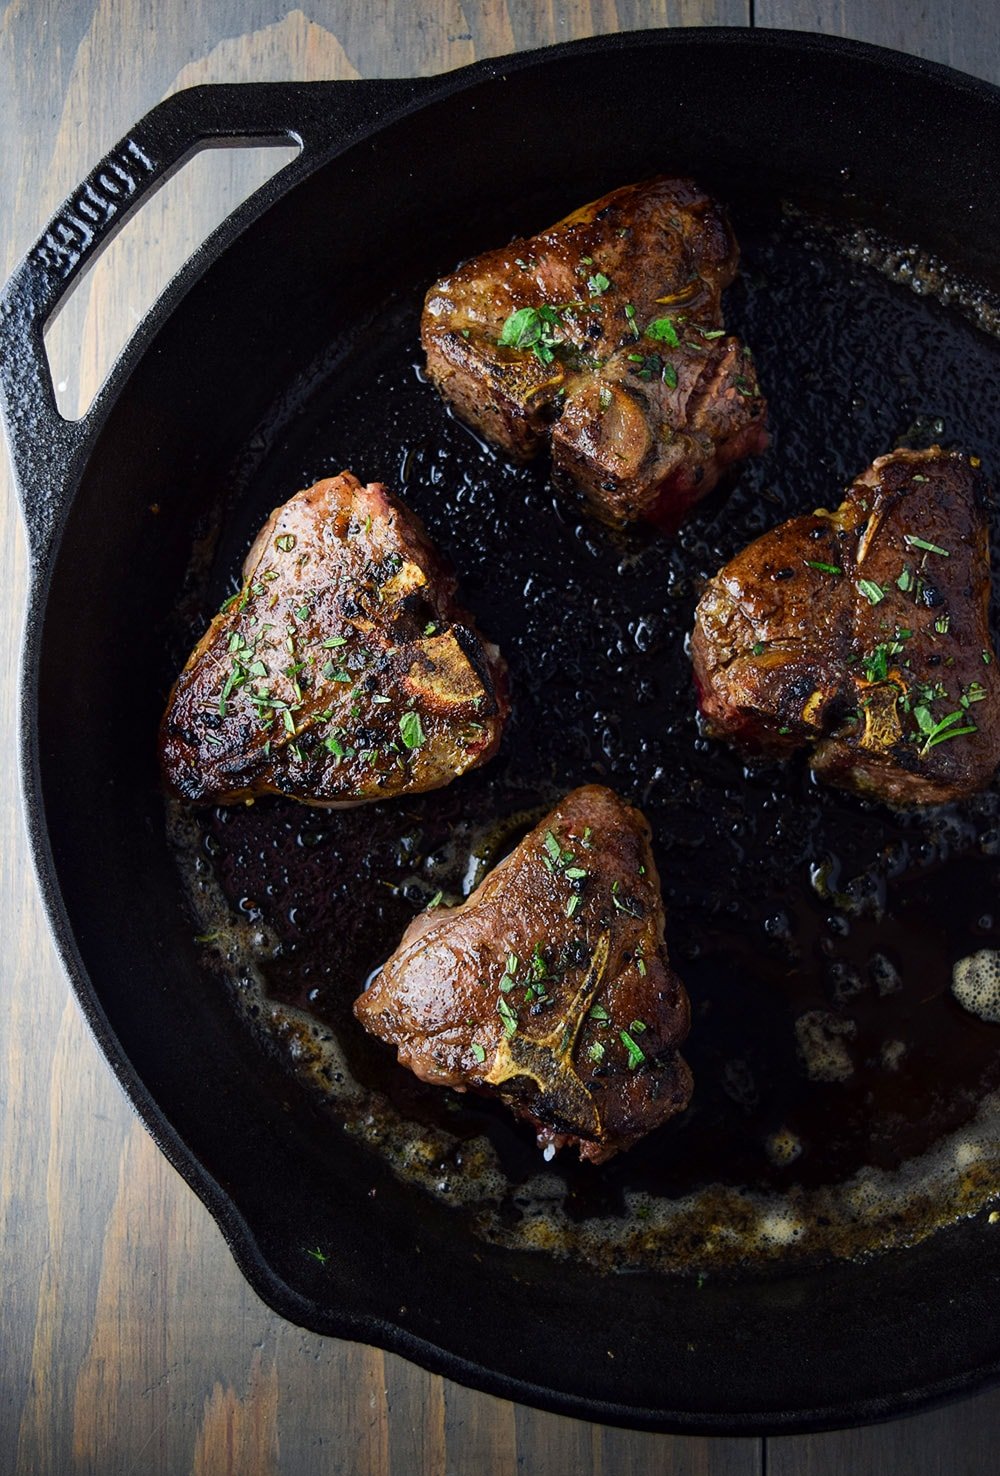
[691,447,1000,806]
[421,176,767,528]
[354,785,693,1164]
[160,472,509,805]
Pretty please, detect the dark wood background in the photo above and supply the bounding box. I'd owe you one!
[3,3,1000,1472]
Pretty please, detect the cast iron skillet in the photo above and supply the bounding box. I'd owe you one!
[4,28,1000,1434]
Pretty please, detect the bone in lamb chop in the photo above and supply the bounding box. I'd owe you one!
[160,472,509,805]
[691,447,1000,806]
[421,176,767,528]
[354,785,692,1164]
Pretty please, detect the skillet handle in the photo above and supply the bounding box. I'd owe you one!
[0,78,433,563]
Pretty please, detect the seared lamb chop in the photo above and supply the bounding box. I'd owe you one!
[354,785,692,1163]
[160,472,509,805]
[692,447,1000,806]
[421,176,767,527]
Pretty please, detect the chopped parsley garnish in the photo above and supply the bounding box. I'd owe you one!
[565,894,582,918]
[620,1028,646,1069]
[587,271,611,295]
[752,641,766,657]
[598,385,612,410]
[661,361,678,390]
[500,953,518,993]
[896,564,914,592]
[497,996,518,1038]
[611,880,641,918]
[305,1246,329,1264]
[274,533,296,552]
[857,578,886,605]
[399,711,426,749]
[806,560,842,575]
[904,534,950,557]
[498,304,565,365]
[934,613,951,634]
[471,1042,486,1064]
[861,639,909,683]
[645,316,680,346]
[322,635,347,648]
[427,890,444,909]
[589,1003,610,1024]
[914,706,977,754]
[623,302,640,339]
[587,1041,606,1064]
[698,326,726,339]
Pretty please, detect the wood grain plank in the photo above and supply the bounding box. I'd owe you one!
[756,0,1000,86]
[1,2,764,1473]
[768,1394,1000,1476]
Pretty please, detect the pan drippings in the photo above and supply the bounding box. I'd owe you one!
[168,203,1000,1271]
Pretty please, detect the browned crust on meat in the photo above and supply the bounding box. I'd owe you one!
[354,785,692,1163]
[160,472,509,805]
[692,447,1000,806]
[421,176,767,527]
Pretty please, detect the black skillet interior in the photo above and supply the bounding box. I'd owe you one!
[15,31,1000,1432]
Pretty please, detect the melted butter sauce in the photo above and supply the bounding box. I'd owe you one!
[167,203,1000,1271]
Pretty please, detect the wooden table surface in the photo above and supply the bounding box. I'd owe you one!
[4,3,1000,1473]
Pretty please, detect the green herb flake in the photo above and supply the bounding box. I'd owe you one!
[598,385,613,410]
[896,564,914,592]
[661,361,679,390]
[497,996,518,1038]
[904,534,950,557]
[752,641,766,657]
[916,707,978,755]
[471,1042,486,1064]
[274,533,296,553]
[857,578,886,605]
[587,271,611,295]
[322,635,347,648]
[305,1246,329,1265]
[587,1041,606,1064]
[427,890,444,910]
[543,830,562,863]
[806,560,843,575]
[985,650,994,665]
[499,306,542,349]
[934,613,951,634]
[620,1029,646,1069]
[399,711,426,750]
[636,958,647,977]
[646,316,680,347]
[589,1003,610,1023]
[699,326,726,339]
[862,644,891,683]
